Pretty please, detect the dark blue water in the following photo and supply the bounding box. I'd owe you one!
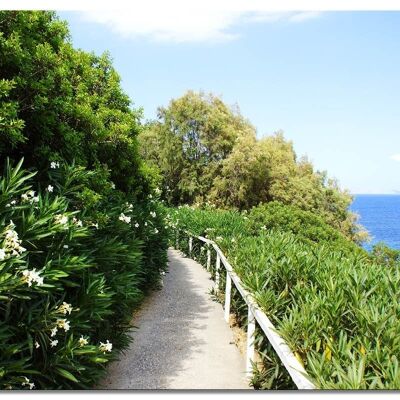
[350,195,400,250]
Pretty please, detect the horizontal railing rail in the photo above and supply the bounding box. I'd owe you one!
[178,230,316,390]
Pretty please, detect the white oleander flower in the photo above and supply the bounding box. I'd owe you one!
[22,376,35,389]
[35,341,40,349]
[55,214,68,225]
[111,182,115,189]
[118,213,131,224]
[134,222,139,228]
[99,340,112,353]
[21,190,38,204]
[58,302,73,315]
[150,211,156,218]
[47,185,54,192]
[50,339,58,347]
[21,269,44,287]
[261,225,267,231]
[154,228,159,234]
[56,318,70,332]
[63,245,69,249]
[50,161,60,169]
[6,199,17,207]
[50,327,58,337]
[72,217,83,227]
[79,336,89,347]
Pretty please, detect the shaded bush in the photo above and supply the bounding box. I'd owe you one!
[0,160,169,389]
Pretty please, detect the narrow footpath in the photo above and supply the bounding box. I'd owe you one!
[99,249,250,390]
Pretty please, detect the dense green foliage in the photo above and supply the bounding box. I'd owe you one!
[0,11,169,390]
[171,205,400,389]
[139,90,255,205]
[0,11,150,196]
[139,91,367,243]
[0,160,169,390]
[247,201,364,254]
[371,242,400,267]
[2,9,397,392]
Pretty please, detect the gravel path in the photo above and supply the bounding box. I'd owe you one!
[99,248,250,390]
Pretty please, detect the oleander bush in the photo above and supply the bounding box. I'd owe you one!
[247,201,363,252]
[0,159,169,389]
[171,205,400,389]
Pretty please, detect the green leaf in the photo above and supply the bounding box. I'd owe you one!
[55,368,79,383]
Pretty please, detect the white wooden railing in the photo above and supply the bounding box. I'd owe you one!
[180,231,316,390]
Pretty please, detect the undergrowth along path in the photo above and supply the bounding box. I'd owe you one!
[100,248,250,390]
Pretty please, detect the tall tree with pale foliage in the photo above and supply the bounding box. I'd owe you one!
[140,91,367,242]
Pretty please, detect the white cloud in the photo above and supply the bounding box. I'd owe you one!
[80,2,322,43]
[390,154,400,162]
[287,11,322,22]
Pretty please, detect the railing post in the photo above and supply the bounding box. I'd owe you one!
[189,236,192,256]
[224,271,232,323]
[246,306,256,377]
[215,253,220,292]
[206,245,211,271]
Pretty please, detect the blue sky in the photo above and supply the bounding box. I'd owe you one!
[59,10,400,194]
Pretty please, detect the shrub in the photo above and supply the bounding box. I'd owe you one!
[247,201,365,255]
[172,205,400,389]
[0,160,169,389]
[371,242,400,267]
[0,11,170,390]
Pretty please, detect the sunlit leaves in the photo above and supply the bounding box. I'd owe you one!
[172,205,400,389]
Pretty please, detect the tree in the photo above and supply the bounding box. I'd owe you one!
[209,133,270,209]
[139,90,256,204]
[139,92,367,242]
[0,11,149,197]
[210,130,365,241]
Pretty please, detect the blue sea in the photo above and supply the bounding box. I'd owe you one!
[350,195,400,251]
